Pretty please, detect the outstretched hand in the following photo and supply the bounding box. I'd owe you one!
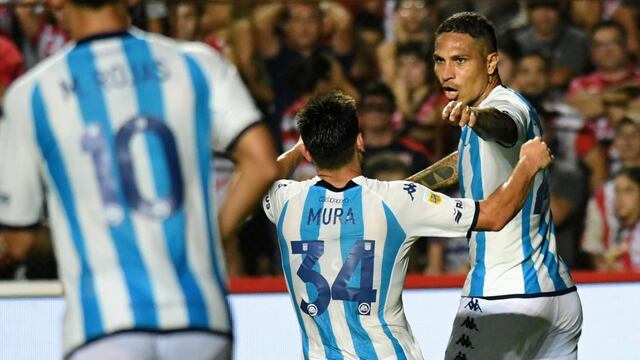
[442,101,478,128]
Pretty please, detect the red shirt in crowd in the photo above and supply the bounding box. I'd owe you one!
[566,63,640,97]
[0,36,24,87]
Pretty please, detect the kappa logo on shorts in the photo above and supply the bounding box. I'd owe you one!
[403,183,417,201]
[460,316,479,331]
[464,298,482,312]
[453,351,468,360]
[455,334,474,349]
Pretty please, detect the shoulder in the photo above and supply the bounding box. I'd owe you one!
[482,86,531,111]
[562,25,588,42]
[355,177,425,203]
[3,44,72,106]
[132,29,230,68]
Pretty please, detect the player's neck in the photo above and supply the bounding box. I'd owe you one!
[472,75,501,107]
[66,4,129,41]
[316,159,362,189]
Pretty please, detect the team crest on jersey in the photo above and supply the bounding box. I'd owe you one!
[423,191,442,205]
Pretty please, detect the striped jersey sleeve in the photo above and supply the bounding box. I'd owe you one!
[180,42,261,153]
[0,78,43,226]
[364,180,478,239]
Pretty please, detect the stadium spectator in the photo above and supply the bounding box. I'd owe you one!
[348,5,385,87]
[495,33,521,87]
[252,2,356,146]
[434,12,581,358]
[583,168,640,272]
[513,52,608,190]
[582,116,640,271]
[0,36,24,108]
[566,20,640,143]
[359,81,431,175]
[377,0,433,86]
[266,90,554,359]
[512,0,589,88]
[392,41,456,162]
[14,0,69,64]
[611,0,640,59]
[0,0,278,359]
[127,0,167,34]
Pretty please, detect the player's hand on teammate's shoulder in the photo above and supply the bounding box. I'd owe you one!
[442,101,478,128]
[519,137,553,173]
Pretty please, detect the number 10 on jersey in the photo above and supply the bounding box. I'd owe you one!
[291,240,377,317]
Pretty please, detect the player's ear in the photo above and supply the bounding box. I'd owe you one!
[356,133,365,152]
[300,143,314,163]
[487,51,498,76]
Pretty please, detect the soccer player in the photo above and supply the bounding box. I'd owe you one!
[264,91,554,359]
[433,12,582,359]
[0,0,278,359]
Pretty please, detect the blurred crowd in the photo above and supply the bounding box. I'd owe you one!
[0,0,639,279]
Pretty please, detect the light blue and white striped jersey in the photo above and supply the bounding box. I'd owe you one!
[0,29,261,355]
[263,176,478,360]
[458,85,575,298]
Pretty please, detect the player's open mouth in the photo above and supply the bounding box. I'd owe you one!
[443,87,458,100]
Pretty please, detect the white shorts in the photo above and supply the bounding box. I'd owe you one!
[444,290,582,360]
[68,331,231,360]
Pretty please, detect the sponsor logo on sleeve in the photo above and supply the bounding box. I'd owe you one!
[423,191,442,205]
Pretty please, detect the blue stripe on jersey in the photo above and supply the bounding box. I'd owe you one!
[538,217,568,290]
[520,121,542,293]
[520,185,542,293]
[468,132,486,296]
[184,52,232,326]
[379,204,408,360]
[340,187,377,359]
[122,36,208,328]
[32,85,104,340]
[300,186,343,360]
[67,45,158,327]
[278,203,310,360]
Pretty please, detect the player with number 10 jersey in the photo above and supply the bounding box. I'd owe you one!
[0,28,265,356]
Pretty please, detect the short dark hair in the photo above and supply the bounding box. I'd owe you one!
[526,0,557,10]
[396,40,431,61]
[71,0,118,8]
[436,12,497,53]
[296,91,359,169]
[363,153,410,179]
[518,51,551,72]
[616,167,640,188]
[592,20,628,46]
[288,54,331,94]
[360,82,396,113]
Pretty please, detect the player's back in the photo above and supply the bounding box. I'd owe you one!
[458,85,575,298]
[265,175,477,359]
[1,29,255,354]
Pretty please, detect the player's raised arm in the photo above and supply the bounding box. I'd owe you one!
[218,124,279,241]
[473,137,552,231]
[442,102,518,147]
